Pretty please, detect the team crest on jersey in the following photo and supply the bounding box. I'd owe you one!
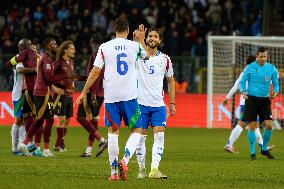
[158,61,163,68]
[46,64,51,70]
[264,76,270,81]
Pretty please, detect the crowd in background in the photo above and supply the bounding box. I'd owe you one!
[0,0,264,90]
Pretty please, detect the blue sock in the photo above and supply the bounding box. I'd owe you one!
[248,130,256,155]
[262,129,272,151]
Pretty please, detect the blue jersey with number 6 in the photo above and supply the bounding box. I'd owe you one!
[94,38,147,103]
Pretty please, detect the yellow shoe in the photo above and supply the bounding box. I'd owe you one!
[137,169,147,179]
[149,168,167,179]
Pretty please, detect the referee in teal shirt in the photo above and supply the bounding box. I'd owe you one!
[239,47,279,160]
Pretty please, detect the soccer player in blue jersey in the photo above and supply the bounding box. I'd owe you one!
[239,47,279,160]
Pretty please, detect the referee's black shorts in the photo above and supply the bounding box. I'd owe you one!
[242,95,272,123]
[77,93,104,118]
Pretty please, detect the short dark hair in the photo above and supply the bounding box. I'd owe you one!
[43,38,55,49]
[257,47,267,54]
[146,28,162,39]
[114,17,129,33]
[90,32,104,45]
[246,55,256,65]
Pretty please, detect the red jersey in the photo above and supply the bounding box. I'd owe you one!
[53,58,74,95]
[15,48,37,91]
[33,53,69,96]
[87,51,104,97]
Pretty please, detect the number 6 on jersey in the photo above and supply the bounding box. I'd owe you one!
[116,53,128,75]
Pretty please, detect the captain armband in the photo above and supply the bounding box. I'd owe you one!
[10,57,17,66]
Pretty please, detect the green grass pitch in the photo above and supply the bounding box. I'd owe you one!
[0,126,284,189]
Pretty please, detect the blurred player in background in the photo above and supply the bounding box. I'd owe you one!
[77,33,107,158]
[53,40,77,152]
[7,38,42,155]
[223,55,275,154]
[10,41,26,155]
[239,47,279,160]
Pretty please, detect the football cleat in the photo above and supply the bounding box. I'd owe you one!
[261,150,274,159]
[224,145,238,154]
[12,150,24,156]
[149,168,167,179]
[27,143,38,153]
[118,160,128,181]
[96,140,108,157]
[250,153,256,161]
[137,169,147,179]
[108,173,119,181]
[18,143,32,156]
[80,152,92,157]
[31,148,42,157]
[42,149,54,157]
[54,146,67,152]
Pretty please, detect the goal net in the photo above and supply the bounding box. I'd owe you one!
[207,36,284,129]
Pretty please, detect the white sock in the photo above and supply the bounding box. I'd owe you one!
[85,147,92,154]
[151,132,164,170]
[18,125,26,144]
[108,133,119,175]
[123,132,141,165]
[11,123,20,152]
[136,135,146,170]
[255,127,263,146]
[227,124,243,147]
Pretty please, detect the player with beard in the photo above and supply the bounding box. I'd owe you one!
[77,33,107,158]
[53,40,77,152]
[134,28,176,179]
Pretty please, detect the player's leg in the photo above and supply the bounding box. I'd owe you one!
[54,95,65,151]
[77,100,94,157]
[260,98,274,159]
[38,96,55,157]
[119,99,142,181]
[224,105,246,153]
[62,96,73,151]
[22,92,35,133]
[11,99,23,154]
[92,96,107,157]
[105,102,121,181]
[136,105,148,179]
[243,96,258,160]
[149,106,167,179]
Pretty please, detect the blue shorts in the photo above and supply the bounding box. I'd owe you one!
[240,105,259,123]
[13,96,23,118]
[105,99,142,129]
[140,105,166,129]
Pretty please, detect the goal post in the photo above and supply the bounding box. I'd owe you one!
[207,36,284,129]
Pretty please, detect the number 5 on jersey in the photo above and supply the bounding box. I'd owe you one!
[116,53,128,75]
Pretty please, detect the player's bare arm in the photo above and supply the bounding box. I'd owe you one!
[16,67,37,74]
[74,66,101,106]
[168,76,176,116]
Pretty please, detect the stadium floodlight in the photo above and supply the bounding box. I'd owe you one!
[207,36,284,129]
